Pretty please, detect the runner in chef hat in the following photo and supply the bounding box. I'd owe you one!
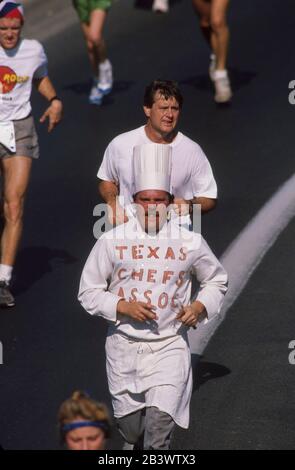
[0,1,24,24]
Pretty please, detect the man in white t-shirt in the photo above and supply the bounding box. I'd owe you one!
[97,79,217,226]
[0,1,63,307]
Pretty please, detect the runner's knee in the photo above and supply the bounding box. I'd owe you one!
[210,15,227,33]
[199,16,210,29]
[86,39,95,52]
[4,199,24,223]
[88,31,103,47]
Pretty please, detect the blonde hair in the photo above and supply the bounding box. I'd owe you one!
[58,391,111,441]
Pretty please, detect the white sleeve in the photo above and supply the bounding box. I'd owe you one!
[97,141,118,184]
[78,238,122,322]
[191,145,218,199]
[192,237,228,320]
[33,44,48,79]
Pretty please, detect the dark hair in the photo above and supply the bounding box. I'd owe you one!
[133,191,174,203]
[143,80,183,109]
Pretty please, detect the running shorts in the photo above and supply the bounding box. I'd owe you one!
[0,115,39,160]
[73,0,112,23]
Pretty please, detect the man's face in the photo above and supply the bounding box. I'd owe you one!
[65,421,106,450]
[143,91,180,136]
[134,189,171,233]
[0,17,22,49]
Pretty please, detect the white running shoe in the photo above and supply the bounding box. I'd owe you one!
[152,0,169,13]
[98,59,113,95]
[89,79,103,105]
[214,72,232,103]
[209,54,216,81]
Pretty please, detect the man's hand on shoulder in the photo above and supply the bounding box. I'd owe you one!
[173,198,191,216]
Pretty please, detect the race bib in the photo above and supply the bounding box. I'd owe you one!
[0,121,16,152]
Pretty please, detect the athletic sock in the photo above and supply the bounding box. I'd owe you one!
[215,69,228,79]
[99,59,111,70]
[0,264,13,283]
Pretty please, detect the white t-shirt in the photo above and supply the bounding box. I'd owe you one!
[0,39,48,121]
[97,126,218,206]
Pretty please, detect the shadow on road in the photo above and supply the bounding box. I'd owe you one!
[13,246,77,295]
[181,68,257,94]
[63,80,135,97]
[191,354,231,392]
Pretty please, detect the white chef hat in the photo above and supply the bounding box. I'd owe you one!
[133,143,172,195]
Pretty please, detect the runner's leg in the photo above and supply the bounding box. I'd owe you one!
[210,0,230,70]
[192,0,212,48]
[80,8,107,76]
[1,156,32,267]
[144,406,175,450]
[116,409,145,446]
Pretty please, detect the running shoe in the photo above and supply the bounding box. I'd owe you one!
[214,73,232,103]
[152,0,169,13]
[0,281,15,307]
[89,79,104,105]
[209,53,216,81]
[98,59,113,96]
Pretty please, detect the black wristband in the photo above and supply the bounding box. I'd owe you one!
[49,95,61,103]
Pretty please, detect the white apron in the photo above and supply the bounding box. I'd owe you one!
[105,331,192,429]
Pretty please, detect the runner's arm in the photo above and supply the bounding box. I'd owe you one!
[99,179,118,205]
[34,76,63,132]
[191,196,217,213]
[98,180,128,225]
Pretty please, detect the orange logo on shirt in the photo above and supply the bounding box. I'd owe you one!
[0,66,29,94]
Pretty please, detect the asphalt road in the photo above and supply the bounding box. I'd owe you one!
[0,0,294,450]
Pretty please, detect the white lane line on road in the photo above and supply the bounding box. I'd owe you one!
[189,173,295,354]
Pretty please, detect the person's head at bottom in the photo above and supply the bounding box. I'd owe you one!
[58,391,111,450]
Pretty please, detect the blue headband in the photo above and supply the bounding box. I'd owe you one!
[62,421,108,433]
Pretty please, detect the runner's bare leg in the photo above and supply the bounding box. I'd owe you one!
[80,9,108,77]
[1,156,32,266]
